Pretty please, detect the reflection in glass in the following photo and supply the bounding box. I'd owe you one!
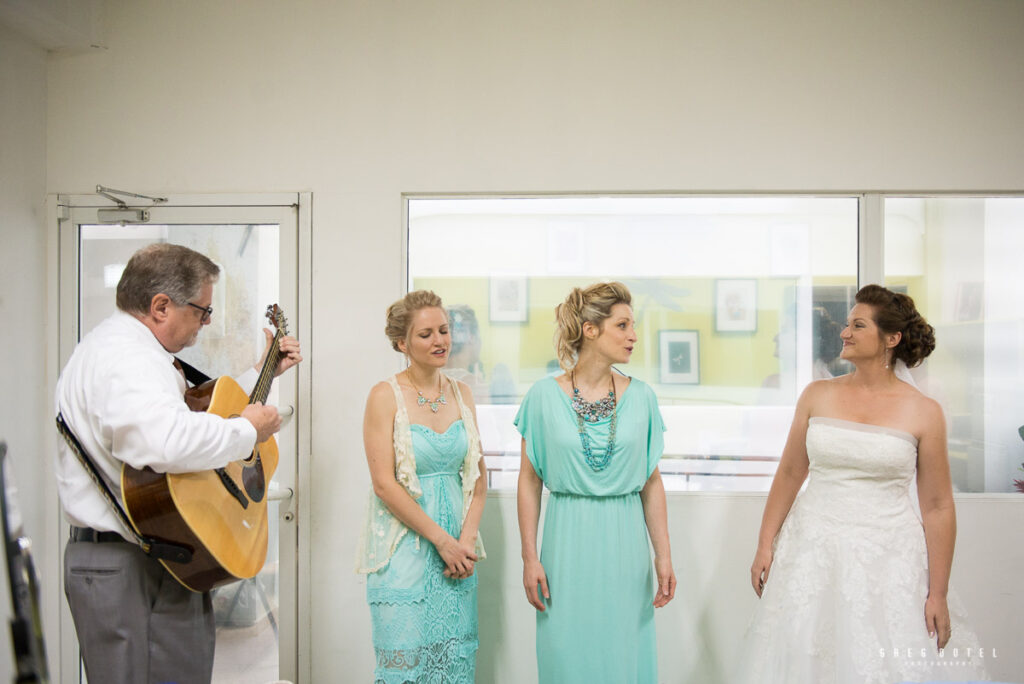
[409,197,858,491]
[885,197,1024,493]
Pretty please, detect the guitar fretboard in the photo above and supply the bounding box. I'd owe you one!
[249,328,284,405]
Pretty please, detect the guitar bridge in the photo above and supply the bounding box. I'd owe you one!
[215,468,249,509]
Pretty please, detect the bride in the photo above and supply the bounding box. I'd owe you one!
[738,284,986,683]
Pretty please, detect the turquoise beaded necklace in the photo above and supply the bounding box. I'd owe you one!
[570,371,618,471]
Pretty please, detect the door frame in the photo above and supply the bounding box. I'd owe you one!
[45,192,312,683]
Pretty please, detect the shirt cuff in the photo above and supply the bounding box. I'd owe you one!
[231,415,259,447]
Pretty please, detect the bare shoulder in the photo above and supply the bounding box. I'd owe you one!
[800,377,839,403]
[366,380,398,411]
[910,389,945,425]
[799,376,853,419]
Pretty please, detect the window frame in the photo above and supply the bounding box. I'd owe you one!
[404,191,1024,498]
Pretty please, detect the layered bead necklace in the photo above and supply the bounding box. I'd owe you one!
[570,371,618,471]
[408,371,447,413]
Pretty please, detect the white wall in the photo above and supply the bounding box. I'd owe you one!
[22,0,1024,681]
[0,19,50,681]
[476,493,1023,682]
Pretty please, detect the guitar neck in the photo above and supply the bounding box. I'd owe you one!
[249,329,284,405]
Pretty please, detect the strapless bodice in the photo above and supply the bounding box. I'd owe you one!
[802,417,920,527]
[410,419,466,477]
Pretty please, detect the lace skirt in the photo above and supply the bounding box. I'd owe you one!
[736,489,987,684]
[367,476,478,684]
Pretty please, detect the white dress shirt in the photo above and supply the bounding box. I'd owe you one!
[55,311,260,538]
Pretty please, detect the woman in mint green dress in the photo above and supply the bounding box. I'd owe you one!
[356,291,487,684]
[516,281,676,684]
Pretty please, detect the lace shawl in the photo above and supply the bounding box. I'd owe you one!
[355,373,486,574]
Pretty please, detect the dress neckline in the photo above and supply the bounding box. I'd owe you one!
[409,418,464,436]
[549,372,634,409]
[809,416,918,447]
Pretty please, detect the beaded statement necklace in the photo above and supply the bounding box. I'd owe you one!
[570,371,618,471]
[408,372,447,413]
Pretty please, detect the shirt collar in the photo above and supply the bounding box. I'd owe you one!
[114,310,176,363]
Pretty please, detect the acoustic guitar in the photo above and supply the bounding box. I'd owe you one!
[122,304,288,593]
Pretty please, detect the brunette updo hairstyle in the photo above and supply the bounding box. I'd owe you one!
[854,284,936,368]
[385,290,445,352]
[554,281,632,372]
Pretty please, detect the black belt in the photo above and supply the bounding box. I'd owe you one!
[69,526,127,544]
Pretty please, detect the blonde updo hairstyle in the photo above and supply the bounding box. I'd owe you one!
[385,290,445,353]
[554,281,632,372]
[854,284,936,367]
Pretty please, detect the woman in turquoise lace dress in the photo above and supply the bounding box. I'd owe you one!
[356,291,487,684]
[516,282,676,684]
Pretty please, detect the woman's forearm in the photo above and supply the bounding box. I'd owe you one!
[460,458,488,543]
[518,472,543,563]
[921,503,956,597]
[640,471,672,561]
[756,467,805,550]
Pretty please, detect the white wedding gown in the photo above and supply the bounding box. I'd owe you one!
[738,417,988,683]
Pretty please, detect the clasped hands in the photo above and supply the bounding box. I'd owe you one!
[437,534,478,581]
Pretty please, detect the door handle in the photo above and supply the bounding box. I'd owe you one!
[268,481,294,502]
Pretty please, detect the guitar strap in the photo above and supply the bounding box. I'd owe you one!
[174,356,212,387]
[55,413,193,564]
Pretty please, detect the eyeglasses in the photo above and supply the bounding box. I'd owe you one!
[186,301,213,324]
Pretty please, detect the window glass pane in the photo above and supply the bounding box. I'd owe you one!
[884,197,1024,493]
[409,197,858,491]
[79,223,284,682]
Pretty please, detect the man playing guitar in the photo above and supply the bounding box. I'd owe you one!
[54,243,301,684]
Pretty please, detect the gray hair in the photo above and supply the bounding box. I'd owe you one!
[116,243,220,315]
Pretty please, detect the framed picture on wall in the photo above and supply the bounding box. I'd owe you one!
[658,330,700,384]
[715,279,757,333]
[489,276,529,323]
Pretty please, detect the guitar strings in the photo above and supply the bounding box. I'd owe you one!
[249,328,285,404]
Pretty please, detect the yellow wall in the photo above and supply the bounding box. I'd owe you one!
[414,276,799,389]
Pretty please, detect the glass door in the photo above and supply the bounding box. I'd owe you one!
[56,196,302,684]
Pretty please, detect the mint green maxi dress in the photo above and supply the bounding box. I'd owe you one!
[515,375,666,684]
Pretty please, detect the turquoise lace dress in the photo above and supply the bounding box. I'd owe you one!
[366,419,479,684]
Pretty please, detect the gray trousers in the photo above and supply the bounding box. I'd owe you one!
[64,538,215,684]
